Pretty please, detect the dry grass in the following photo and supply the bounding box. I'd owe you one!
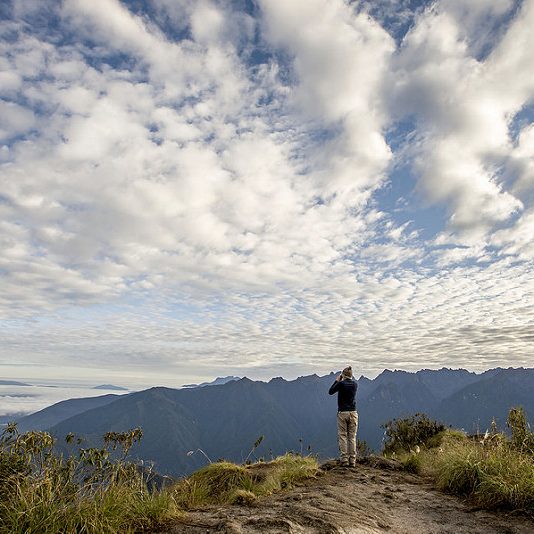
[173,453,319,509]
[431,438,534,511]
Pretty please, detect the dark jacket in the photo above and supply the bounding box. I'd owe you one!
[329,378,357,412]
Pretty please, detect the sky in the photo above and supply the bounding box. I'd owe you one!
[1,0,534,392]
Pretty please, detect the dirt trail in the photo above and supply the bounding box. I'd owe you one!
[166,458,534,534]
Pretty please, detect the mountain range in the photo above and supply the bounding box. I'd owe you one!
[14,367,534,477]
[93,384,129,391]
[181,376,241,388]
[16,394,120,433]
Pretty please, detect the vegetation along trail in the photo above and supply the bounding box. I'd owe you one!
[166,458,534,534]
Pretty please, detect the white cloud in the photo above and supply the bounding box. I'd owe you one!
[0,383,129,417]
[260,0,394,195]
[491,209,534,260]
[509,124,534,191]
[0,70,22,93]
[0,0,533,385]
[0,100,35,141]
[445,0,515,57]
[391,0,534,246]
[190,1,225,45]
[62,0,166,59]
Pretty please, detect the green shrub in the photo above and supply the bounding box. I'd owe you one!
[382,413,446,455]
[0,424,181,534]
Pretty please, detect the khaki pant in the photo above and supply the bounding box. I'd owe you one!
[337,411,358,464]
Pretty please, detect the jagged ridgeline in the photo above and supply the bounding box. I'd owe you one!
[13,367,534,477]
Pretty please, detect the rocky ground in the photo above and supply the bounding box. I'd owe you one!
[165,457,534,534]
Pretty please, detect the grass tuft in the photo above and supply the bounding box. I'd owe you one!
[174,462,253,508]
[173,454,318,509]
[254,453,318,495]
[432,439,534,511]
[228,489,258,506]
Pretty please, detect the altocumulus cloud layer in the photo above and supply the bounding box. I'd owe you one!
[1,0,534,385]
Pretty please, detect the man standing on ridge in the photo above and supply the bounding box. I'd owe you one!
[328,366,358,467]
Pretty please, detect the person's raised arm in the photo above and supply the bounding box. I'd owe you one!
[328,374,342,395]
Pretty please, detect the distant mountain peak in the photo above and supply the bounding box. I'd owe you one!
[182,376,241,388]
[296,374,320,381]
[0,379,32,386]
[93,384,128,391]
